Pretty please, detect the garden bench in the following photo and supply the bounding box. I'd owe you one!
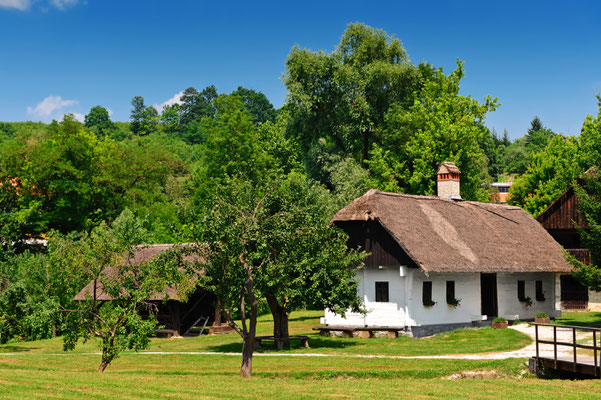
[312,325,405,338]
[253,335,310,349]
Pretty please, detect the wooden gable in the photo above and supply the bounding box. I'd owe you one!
[334,219,418,268]
[536,186,587,230]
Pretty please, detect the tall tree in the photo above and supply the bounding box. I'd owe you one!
[368,61,498,200]
[285,22,423,165]
[130,96,146,135]
[179,85,218,125]
[193,175,364,377]
[84,106,114,137]
[231,86,277,125]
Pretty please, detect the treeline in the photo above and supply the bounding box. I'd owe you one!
[1,22,600,347]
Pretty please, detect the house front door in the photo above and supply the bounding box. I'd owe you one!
[480,273,498,318]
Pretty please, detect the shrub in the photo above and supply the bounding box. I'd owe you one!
[493,317,507,323]
[535,312,549,319]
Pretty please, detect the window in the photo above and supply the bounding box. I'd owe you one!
[446,281,455,304]
[517,280,526,301]
[375,282,389,302]
[536,280,545,301]
[423,281,434,306]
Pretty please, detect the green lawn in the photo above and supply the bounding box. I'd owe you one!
[1,311,601,399]
[0,310,531,356]
[553,312,601,328]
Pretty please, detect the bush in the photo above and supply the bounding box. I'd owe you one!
[493,317,507,323]
[535,312,549,319]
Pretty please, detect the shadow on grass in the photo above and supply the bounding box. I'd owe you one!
[0,345,37,353]
[553,312,601,328]
[205,336,361,353]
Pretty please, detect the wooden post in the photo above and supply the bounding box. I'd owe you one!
[573,327,577,371]
[535,324,539,359]
[553,325,557,367]
[594,330,598,377]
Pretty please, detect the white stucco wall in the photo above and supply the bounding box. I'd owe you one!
[496,272,558,319]
[409,271,483,326]
[324,267,561,327]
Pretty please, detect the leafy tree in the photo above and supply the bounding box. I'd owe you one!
[284,22,423,165]
[368,61,498,200]
[508,135,582,215]
[509,97,601,216]
[569,171,601,291]
[192,175,364,377]
[62,209,194,372]
[130,96,146,135]
[84,106,114,137]
[231,86,277,125]
[193,94,275,205]
[179,85,218,125]
[525,116,555,154]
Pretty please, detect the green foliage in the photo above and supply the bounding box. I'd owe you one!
[569,171,601,291]
[509,135,582,215]
[62,209,195,372]
[510,99,601,216]
[231,86,277,125]
[179,85,218,125]
[535,312,549,318]
[369,61,497,200]
[492,317,507,323]
[84,106,115,137]
[285,22,422,167]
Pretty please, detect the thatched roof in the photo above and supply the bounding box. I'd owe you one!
[74,244,203,302]
[332,189,571,274]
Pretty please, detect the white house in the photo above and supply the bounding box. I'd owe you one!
[323,162,571,337]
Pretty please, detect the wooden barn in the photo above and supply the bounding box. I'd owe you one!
[536,183,601,311]
[322,163,571,337]
[74,244,231,337]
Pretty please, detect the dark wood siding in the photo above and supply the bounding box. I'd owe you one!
[537,187,587,230]
[335,220,418,268]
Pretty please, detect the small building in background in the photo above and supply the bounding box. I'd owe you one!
[536,183,601,312]
[491,182,513,203]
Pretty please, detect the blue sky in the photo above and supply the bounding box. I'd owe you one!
[0,0,599,138]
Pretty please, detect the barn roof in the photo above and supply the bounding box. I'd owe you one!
[74,243,203,302]
[332,189,571,274]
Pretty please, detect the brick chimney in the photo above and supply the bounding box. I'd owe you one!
[437,162,461,199]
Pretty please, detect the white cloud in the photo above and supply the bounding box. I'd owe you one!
[27,95,79,121]
[153,91,184,113]
[0,0,79,11]
[50,0,77,10]
[0,0,30,10]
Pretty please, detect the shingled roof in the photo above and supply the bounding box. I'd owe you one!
[332,189,571,274]
[74,243,203,302]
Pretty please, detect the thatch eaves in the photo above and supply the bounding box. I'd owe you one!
[332,189,571,274]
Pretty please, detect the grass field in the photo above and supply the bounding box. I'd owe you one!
[1,311,601,399]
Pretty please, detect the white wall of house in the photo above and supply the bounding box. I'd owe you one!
[409,271,483,326]
[497,272,559,319]
[324,267,560,327]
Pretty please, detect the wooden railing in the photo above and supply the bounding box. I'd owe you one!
[534,323,601,376]
[567,248,592,265]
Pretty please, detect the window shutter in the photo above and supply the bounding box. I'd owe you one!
[518,280,525,301]
[536,280,545,301]
[423,281,433,305]
[446,281,455,304]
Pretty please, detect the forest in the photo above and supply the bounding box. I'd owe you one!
[1,22,601,374]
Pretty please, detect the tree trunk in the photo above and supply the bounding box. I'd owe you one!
[266,295,289,349]
[97,359,110,373]
[240,280,259,378]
